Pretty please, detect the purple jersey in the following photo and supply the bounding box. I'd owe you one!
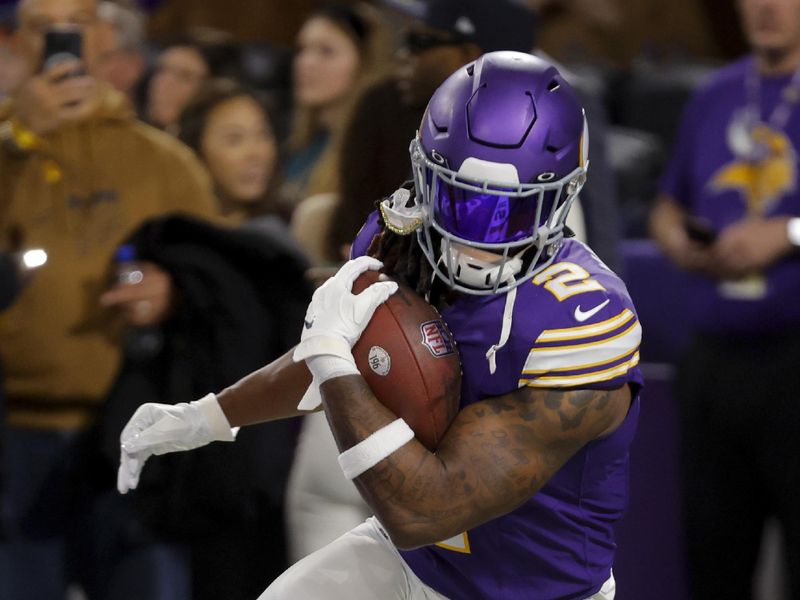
[659,56,800,334]
[352,216,643,600]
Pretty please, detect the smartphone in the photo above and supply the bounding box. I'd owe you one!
[685,217,717,246]
[41,27,84,76]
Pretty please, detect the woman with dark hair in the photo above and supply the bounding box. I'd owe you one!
[178,78,283,224]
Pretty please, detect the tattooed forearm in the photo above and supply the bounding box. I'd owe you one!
[321,376,397,450]
[320,375,631,549]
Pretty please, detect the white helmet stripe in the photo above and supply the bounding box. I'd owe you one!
[457,158,520,186]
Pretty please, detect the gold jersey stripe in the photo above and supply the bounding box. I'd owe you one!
[536,309,635,342]
[519,352,640,388]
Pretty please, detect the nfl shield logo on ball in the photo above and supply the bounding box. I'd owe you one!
[368,346,391,376]
[420,320,455,357]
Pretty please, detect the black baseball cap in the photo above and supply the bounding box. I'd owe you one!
[383,0,537,53]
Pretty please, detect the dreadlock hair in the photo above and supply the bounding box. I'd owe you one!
[366,183,449,309]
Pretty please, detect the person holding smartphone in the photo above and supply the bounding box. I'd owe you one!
[10,12,98,135]
[0,1,218,598]
[649,0,800,596]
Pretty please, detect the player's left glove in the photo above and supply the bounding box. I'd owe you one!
[293,256,398,410]
[117,394,238,494]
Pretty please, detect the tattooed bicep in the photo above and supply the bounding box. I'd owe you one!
[430,385,631,515]
[458,384,632,450]
[528,385,631,442]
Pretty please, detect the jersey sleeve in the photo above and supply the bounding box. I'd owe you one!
[515,250,643,391]
[518,305,641,390]
[349,210,382,259]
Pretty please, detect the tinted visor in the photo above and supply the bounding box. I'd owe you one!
[434,181,547,244]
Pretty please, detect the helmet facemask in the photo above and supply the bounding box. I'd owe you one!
[409,137,587,296]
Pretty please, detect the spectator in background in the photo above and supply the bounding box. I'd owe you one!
[649,0,800,597]
[144,27,242,134]
[178,77,309,255]
[179,79,280,225]
[280,3,392,228]
[94,0,147,107]
[0,0,217,597]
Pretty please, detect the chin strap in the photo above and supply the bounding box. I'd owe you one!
[485,274,518,375]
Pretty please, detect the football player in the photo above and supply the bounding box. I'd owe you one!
[118,52,642,600]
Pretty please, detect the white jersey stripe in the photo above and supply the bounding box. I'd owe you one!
[522,321,641,375]
[522,346,638,375]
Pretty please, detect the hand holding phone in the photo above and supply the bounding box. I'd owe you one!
[14,26,96,136]
[685,217,717,246]
[41,26,85,80]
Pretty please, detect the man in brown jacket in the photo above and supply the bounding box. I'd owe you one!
[0,0,217,597]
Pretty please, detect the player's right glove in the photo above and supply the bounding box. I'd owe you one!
[117,393,237,494]
[293,255,397,410]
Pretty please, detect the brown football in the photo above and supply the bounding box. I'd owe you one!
[351,270,461,450]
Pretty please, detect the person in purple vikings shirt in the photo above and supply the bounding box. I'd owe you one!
[649,0,800,597]
[115,52,642,600]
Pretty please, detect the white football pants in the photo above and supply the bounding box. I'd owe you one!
[260,517,616,600]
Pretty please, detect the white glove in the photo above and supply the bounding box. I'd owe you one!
[117,393,238,494]
[293,256,398,410]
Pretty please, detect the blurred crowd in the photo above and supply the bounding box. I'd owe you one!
[0,0,797,599]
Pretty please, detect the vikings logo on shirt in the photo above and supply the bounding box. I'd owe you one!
[710,121,797,215]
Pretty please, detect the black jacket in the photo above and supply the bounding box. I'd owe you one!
[100,214,312,537]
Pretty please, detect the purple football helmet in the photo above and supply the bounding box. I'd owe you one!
[408,51,589,295]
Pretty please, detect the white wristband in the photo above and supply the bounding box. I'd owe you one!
[337,418,415,480]
[306,354,359,383]
[296,356,360,411]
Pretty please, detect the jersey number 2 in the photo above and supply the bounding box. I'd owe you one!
[532,262,605,301]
